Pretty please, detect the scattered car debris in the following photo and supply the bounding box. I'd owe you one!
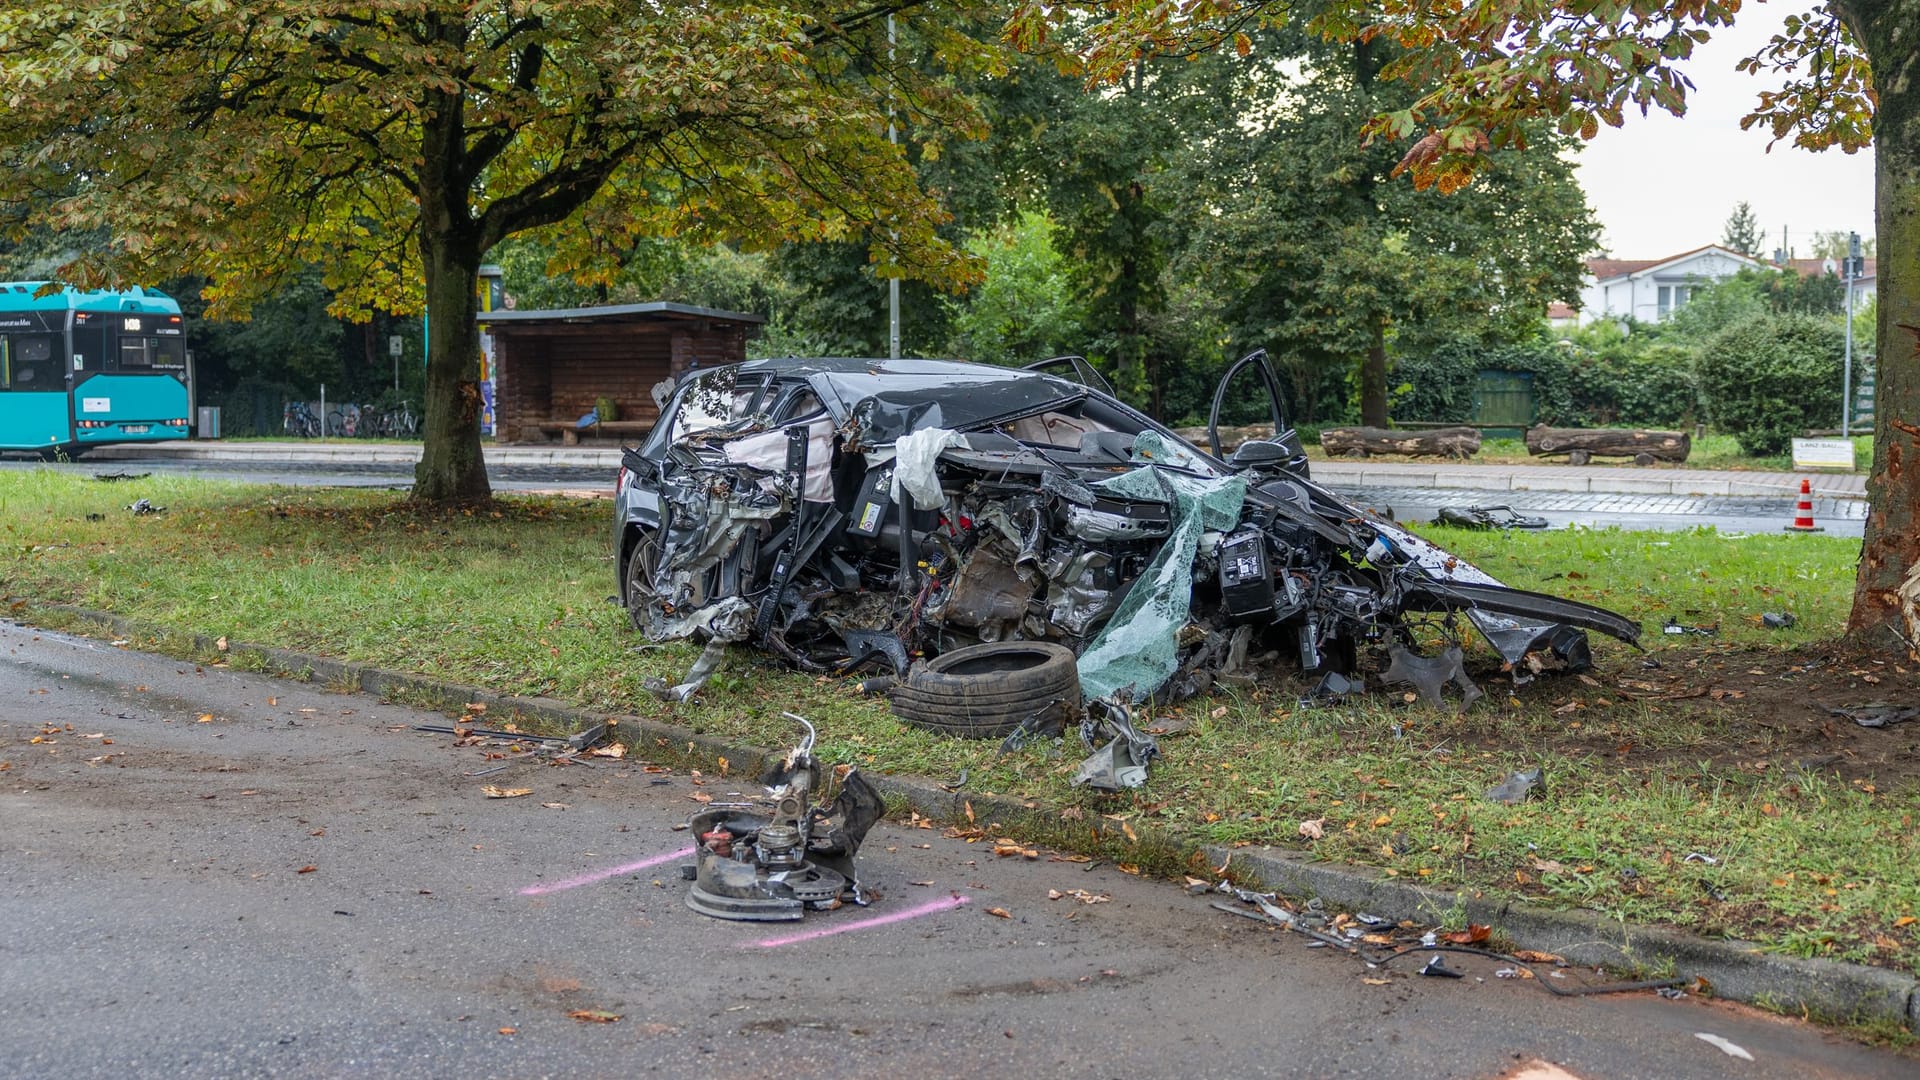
[1661,619,1716,636]
[1434,504,1549,530]
[1760,611,1797,629]
[126,499,165,515]
[1825,702,1919,728]
[1383,643,1484,710]
[681,714,883,922]
[614,355,1641,784]
[1210,883,1685,997]
[1682,852,1720,866]
[91,471,150,482]
[1485,767,1545,805]
[1304,670,1363,703]
[1071,697,1158,791]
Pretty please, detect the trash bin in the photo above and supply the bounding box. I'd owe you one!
[196,406,221,440]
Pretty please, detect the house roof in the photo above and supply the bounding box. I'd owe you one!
[1584,244,1761,283]
[475,300,766,326]
[1546,301,1578,321]
[1585,258,1660,280]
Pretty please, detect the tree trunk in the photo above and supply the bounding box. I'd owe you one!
[1360,316,1388,428]
[413,236,491,503]
[1523,426,1690,462]
[410,39,491,506]
[1841,0,1920,652]
[1321,425,1481,458]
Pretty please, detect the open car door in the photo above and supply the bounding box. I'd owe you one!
[1208,349,1308,476]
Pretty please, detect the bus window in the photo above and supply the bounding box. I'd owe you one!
[69,321,107,372]
[117,335,186,370]
[0,334,59,390]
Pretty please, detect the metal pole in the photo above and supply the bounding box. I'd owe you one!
[1842,231,1859,436]
[319,382,327,441]
[887,14,900,360]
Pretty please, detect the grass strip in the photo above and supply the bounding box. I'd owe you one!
[2,468,1912,976]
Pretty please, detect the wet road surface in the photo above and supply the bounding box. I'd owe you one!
[2,622,1909,1078]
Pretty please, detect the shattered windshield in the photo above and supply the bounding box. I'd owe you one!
[668,367,771,442]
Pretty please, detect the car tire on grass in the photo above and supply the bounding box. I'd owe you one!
[888,641,1082,738]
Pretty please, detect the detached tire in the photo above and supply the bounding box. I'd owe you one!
[889,641,1081,738]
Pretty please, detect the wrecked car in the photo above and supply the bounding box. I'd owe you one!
[613,353,1640,740]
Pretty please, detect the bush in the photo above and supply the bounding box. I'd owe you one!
[1392,340,1574,425]
[1694,313,1845,456]
[1563,341,1698,427]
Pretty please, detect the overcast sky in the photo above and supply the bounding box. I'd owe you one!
[1574,0,1875,260]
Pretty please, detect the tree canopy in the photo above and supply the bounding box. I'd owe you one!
[0,1,992,499]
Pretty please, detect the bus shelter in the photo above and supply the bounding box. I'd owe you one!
[477,302,763,445]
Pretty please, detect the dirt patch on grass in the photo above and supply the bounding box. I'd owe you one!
[1596,641,1920,787]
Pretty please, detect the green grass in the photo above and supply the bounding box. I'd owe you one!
[2,468,1913,976]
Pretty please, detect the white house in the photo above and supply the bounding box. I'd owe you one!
[1569,245,1879,325]
[1574,245,1766,325]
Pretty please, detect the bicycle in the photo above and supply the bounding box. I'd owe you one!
[371,400,419,438]
[283,400,320,438]
[325,403,363,438]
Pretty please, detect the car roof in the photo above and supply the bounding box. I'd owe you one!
[718,356,1092,440]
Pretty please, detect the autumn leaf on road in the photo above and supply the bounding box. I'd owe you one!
[567,1009,622,1023]
[482,786,532,799]
[587,742,626,759]
[1444,924,1491,944]
[986,907,1012,919]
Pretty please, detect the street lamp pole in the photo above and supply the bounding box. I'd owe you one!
[887,14,900,360]
[1842,231,1860,436]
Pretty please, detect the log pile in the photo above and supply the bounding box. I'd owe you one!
[1523,426,1690,466]
[1318,426,1482,459]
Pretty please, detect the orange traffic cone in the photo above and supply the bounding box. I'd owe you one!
[1783,478,1824,532]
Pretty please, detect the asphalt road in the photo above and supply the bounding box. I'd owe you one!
[1,453,1866,535]
[2,622,1909,1078]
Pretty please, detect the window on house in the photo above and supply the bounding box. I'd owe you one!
[1657,284,1693,318]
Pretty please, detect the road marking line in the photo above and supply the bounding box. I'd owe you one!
[745,894,971,949]
[518,845,696,896]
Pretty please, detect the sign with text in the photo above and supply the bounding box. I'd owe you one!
[1792,438,1856,470]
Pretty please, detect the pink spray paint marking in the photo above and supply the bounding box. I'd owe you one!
[519,845,696,897]
[745,894,971,949]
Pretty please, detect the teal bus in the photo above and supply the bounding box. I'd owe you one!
[0,282,193,455]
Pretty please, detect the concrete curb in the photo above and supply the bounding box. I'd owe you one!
[30,603,1919,1034]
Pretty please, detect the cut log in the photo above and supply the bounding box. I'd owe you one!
[1171,423,1273,454]
[1524,426,1690,464]
[1318,426,1482,459]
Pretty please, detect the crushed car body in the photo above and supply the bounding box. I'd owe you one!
[614,353,1641,746]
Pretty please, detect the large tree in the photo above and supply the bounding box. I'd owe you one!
[1155,30,1596,427]
[1036,0,1920,650]
[0,2,984,501]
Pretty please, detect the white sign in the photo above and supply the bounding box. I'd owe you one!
[389,335,404,357]
[1792,438,1855,470]
[81,397,110,413]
